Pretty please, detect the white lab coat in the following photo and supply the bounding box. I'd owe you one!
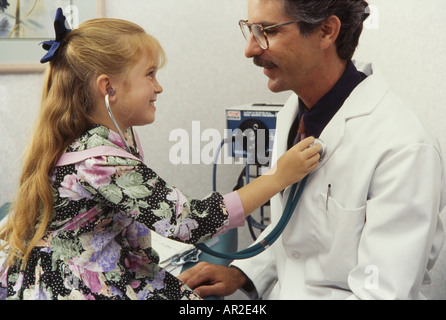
[232,63,446,300]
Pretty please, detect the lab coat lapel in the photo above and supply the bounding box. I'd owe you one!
[271,93,300,166]
[316,64,390,170]
[270,93,299,211]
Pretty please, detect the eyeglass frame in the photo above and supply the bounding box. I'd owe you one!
[239,19,300,50]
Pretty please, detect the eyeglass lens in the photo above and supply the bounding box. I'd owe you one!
[240,21,268,49]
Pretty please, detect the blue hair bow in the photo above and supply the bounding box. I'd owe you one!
[40,8,72,63]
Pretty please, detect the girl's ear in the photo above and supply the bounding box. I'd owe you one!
[96,74,117,101]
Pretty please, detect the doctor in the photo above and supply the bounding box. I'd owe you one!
[179,0,446,299]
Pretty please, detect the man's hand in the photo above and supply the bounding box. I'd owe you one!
[178,262,248,298]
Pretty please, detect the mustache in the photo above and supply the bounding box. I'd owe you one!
[253,56,277,68]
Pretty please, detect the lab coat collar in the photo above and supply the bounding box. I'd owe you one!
[297,60,368,141]
[316,62,390,170]
[272,62,390,171]
[336,61,389,120]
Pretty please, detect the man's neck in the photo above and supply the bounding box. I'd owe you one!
[297,58,347,109]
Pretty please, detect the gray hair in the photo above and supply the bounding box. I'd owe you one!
[281,0,370,61]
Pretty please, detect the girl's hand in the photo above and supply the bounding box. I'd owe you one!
[237,136,321,216]
[269,136,321,189]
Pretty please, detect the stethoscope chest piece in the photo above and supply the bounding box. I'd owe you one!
[310,138,327,161]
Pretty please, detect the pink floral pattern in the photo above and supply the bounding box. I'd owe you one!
[0,125,230,300]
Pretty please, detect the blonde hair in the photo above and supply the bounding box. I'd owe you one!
[0,18,166,267]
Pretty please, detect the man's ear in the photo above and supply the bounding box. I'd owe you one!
[96,74,117,101]
[319,15,341,50]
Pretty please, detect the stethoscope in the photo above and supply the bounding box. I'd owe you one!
[105,93,328,261]
[105,91,148,161]
[195,139,327,260]
[105,92,133,153]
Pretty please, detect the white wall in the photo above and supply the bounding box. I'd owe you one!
[1,0,445,299]
[354,0,446,148]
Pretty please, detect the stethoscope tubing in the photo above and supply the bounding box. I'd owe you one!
[195,174,309,260]
[105,93,132,153]
[195,138,325,260]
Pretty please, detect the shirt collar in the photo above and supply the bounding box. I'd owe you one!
[298,60,367,139]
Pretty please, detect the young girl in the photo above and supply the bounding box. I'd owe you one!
[0,9,320,300]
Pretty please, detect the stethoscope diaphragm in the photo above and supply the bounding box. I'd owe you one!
[310,138,327,161]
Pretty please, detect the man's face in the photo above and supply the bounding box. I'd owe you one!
[245,0,323,94]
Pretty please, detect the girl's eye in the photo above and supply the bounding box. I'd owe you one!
[147,69,157,78]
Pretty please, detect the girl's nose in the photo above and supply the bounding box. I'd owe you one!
[154,80,163,94]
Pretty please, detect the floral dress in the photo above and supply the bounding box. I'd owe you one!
[0,125,236,300]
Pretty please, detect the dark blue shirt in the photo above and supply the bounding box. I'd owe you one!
[287,60,367,149]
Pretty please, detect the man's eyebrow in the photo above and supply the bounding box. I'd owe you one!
[259,20,289,28]
[249,20,277,26]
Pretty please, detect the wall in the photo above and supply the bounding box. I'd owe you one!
[0,0,445,299]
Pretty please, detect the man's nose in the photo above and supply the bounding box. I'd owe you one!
[244,33,264,58]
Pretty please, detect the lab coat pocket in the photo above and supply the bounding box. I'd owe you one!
[316,193,366,283]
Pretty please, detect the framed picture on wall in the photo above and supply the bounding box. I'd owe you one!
[0,0,105,74]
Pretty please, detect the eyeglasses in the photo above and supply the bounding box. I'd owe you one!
[239,19,300,50]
